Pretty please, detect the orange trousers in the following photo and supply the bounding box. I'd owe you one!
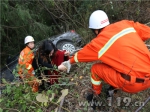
[19,73,39,93]
[91,63,150,95]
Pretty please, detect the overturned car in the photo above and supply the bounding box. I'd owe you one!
[0,30,83,82]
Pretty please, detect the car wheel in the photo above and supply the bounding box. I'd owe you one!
[57,41,76,53]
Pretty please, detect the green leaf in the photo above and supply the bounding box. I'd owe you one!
[6,85,11,94]
[12,69,16,74]
[0,99,3,102]
[47,90,52,94]
[30,106,36,109]
[37,109,43,112]
[43,102,48,107]
[0,108,3,112]
[2,78,7,84]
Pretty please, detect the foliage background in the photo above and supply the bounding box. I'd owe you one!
[1,0,150,68]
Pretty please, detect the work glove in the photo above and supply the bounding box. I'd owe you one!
[58,64,67,72]
[61,60,71,73]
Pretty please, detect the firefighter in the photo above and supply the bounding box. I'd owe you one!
[58,10,150,107]
[18,36,38,92]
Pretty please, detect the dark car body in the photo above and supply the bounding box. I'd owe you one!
[0,31,82,82]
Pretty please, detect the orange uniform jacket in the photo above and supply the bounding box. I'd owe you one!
[18,46,34,78]
[70,20,150,93]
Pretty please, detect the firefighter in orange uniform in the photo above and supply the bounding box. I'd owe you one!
[58,10,150,99]
[18,36,38,92]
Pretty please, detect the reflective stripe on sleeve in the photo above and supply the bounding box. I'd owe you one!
[32,56,34,59]
[27,64,32,70]
[19,55,23,60]
[91,77,101,85]
[98,27,136,58]
[74,52,78,62]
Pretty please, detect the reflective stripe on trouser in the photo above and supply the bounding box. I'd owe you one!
[27,64,32,70]
[19,55,23,60]
[91,73,102,94]
[91,63,150,94]
[32,81,39,92]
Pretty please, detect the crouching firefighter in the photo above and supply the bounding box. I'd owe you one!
[58,10,150,110]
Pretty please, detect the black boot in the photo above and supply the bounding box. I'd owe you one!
[86,93,97,110]
[106,86,118,98]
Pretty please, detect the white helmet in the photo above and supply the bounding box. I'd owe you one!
[89,10,110,29]
[24,36,34,44]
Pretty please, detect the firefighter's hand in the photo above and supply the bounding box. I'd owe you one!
[58,64,67,72]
